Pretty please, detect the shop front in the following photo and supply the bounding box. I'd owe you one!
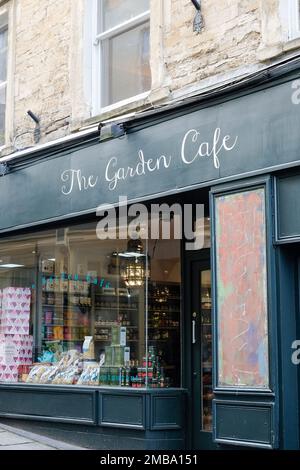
[1,60,300,449]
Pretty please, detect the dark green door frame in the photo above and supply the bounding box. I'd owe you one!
[276,244,300,449]
[183,248,217,449]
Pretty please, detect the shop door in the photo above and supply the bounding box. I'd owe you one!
[191,259,216,449]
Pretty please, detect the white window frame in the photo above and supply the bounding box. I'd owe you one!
[91,0,151,115]
[288,0,300,40]
[0,12,8,150]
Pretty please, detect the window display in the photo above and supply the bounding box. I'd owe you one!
[0,221,181,388]
[0,290,32,379]
[148,282,181,387]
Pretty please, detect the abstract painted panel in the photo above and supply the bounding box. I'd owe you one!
[215,188,269,388]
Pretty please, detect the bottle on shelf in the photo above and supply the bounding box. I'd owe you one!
[125,361,130,387]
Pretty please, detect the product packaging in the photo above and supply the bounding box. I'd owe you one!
[82,336,95,360]
[0,364,19,383]
[26,365,51,383]
[111,326,126,346]
[77,363,100,385]
[0,334,33,366]
[99,366,110,385]
[0,287,31,335]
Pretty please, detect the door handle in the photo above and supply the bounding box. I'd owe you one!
[192,320,196,344]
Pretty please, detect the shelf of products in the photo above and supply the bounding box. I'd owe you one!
[41,275,92,351]
[92,285,140,367]
[147,282,180,387]
[31,271,181,388]
[24,345,170,388]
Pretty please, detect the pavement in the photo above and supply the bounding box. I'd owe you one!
[0,422,85,450]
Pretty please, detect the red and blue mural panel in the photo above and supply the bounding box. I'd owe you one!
[215,188,269,388]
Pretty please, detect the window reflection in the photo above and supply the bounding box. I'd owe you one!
[0,220,181,388]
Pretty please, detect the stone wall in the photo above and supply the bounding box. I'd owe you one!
[163,0,261,92]
[0,0,296,156]
[13,0,72,149]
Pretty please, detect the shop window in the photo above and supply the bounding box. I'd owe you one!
[0,221,181,388]
[93,0,151,111]
[147,238,181,388]
[0,12,8,147]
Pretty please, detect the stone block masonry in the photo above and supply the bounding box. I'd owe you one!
[0,0,290,156]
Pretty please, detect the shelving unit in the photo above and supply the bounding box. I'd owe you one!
[39,273,180,388]
[92,286,142,363]
[147,281,181,387]
[41,274,92,348]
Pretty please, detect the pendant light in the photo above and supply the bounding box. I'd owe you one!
[118,238,149,288]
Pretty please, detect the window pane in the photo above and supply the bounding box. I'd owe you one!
[200,270,213,431]
[101,23,151,107]
[0,221,182,388]
[0,85,6,146]
[0,224,149,387]
[0,238,36,384]
[0,26,8,83]
[147,232,181,388]
[98,0,149,32]
[38,226,147,387]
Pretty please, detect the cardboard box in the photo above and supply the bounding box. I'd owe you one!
[0,289,33,383]
[0,364,19,383]
[0,334,33,366]
[0,287,31,335]
[111,326,127,346]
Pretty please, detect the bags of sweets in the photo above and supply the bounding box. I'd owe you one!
[39,366,60,384]
[52,365,81,385]
[26,365,50,384]
[57,350,81,369]
[77,365,100,386]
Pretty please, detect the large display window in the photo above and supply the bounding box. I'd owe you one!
[0,220,181,388]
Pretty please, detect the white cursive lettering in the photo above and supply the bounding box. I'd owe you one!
[61,127,238,195]
[105,150,172,191]
[181,127,238,169]
[61,169,98,195]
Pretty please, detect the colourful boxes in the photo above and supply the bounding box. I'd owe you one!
[104,345,126,366]
[0,287,31,335]
[0,334,33,382]
[111,326,126,346]
[0,288,33,383]
[0,334,33,366]
[0,365,19,383]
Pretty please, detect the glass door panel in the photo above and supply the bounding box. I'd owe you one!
[200,269,212,431]
[191,256,217,449]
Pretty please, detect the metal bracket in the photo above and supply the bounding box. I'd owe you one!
[0,162,9,177]
[191,0,201,10]
[27,110,41,144]
[191,0,203,33]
